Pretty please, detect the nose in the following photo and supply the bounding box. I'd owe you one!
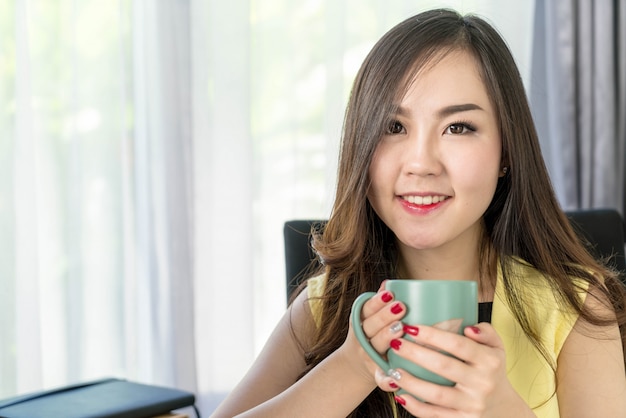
[403,131,443,177]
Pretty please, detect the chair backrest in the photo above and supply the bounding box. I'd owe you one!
[284,209,626,303]
[283,220,326,302]
[565,208,626,273]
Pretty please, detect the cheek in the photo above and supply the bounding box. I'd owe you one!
[368,148,389,190]
[366,149,395,212]
[449,147,501,192]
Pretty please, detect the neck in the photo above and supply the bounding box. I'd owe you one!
[397,246,480,281]
[395,230,496,302]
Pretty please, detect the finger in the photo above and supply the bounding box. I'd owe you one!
[368,320,405,353]
[402,324,482,363]
[388,336,472,390]
[361,300,406,341]
[374,367,400,393]
[463,322,504,350]
[394,392,455,418]
[361,288,395,319]
[385,361,469,411]
[353,287,405,354]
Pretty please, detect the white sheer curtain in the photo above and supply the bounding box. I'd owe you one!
[1,0,195,401]
[1,0,534,415]
[3,0,134,394]
[191,0,255,410]
[131,0,196,390]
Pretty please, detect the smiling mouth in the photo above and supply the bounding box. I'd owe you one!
[402,195,450,205]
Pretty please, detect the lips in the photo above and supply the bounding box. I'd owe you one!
[401,195,449,205]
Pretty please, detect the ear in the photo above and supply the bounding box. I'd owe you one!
[499,166,508,177]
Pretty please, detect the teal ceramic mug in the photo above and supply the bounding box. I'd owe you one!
[351,280,478,386]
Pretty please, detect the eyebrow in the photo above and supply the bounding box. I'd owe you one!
[395,103,485,118]
[437,103,484,118]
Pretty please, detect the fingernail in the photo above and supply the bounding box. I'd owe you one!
[403,325,419,336]
[390,302,403,314]
[389,381,399,389]
[394,395,406,406]
[381,291,393,303]
[468,326,481,334]
[389,321,403,333]
[390,338,402,350]
[387,368,402,380]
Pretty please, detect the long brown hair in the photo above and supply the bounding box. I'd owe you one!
[297,9,626,417]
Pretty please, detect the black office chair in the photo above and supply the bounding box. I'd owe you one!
[283,220,326,302]
[565,209,626,273]
[284,209,626,303]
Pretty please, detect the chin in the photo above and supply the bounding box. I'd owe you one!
[399,238,442,251]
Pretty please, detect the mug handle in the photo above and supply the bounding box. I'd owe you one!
[350,292,392,374]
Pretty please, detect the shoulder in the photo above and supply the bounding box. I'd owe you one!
[495,257,587,351]
[492,258,592,413]
[503,257,590,300]
[556,280,626,416]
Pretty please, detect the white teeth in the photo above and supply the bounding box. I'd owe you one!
[404,195,447,205]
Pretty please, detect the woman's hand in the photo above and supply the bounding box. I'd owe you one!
[339,281,408,386]
[377,323,536,417]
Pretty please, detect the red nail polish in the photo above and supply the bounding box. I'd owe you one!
[468,326,481,334]
[403,325,419,336]
[381,291,393,303]
[394,395,406,406]
[390,338,402,350]
[389,381,399,389]
[390,302,403,314]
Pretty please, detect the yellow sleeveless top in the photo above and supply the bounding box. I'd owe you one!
[307,260,584,418]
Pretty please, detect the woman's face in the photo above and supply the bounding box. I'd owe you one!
[367,50,502,257]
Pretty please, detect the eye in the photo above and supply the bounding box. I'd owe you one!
[386,120,406,135]
[445,122,476,135]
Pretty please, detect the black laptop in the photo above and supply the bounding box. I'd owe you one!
[0,378,197,418]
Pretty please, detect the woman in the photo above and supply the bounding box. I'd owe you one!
[212,9,626,417]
